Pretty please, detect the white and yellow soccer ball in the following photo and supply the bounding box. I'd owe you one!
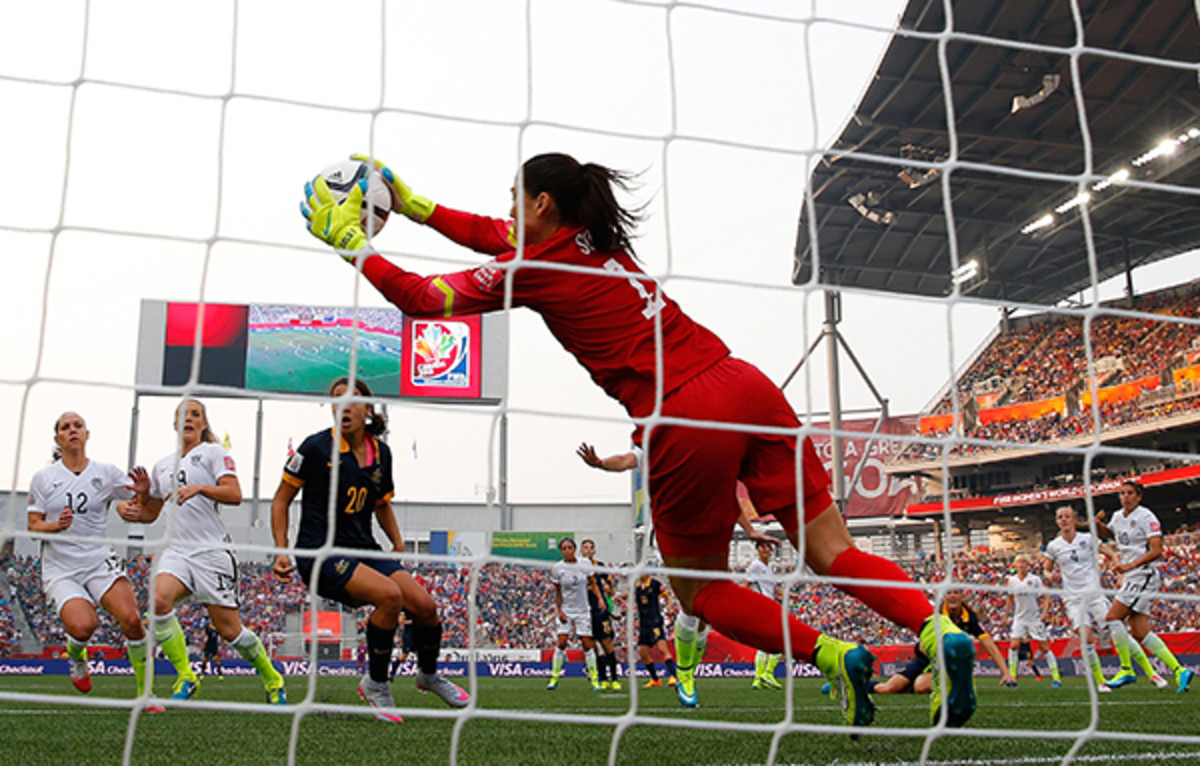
[318,159,391,237]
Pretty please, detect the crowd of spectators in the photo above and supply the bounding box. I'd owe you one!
[910,285,1200,463]
[5,540,1198,657]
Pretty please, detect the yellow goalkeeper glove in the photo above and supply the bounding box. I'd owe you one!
[351,154,436,223]
[300,175,367,259]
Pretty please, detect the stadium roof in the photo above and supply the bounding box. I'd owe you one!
[793,0,1200,306]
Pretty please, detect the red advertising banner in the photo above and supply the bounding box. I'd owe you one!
[919,413,955,434]
[977,396,1065,425]
[808,416,921,518]
[907,463,1200,515]
[1079,374,1159,407]
[400,315,483,398]
[1174,364,1200,386]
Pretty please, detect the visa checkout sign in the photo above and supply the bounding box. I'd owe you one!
[136,300,506,403]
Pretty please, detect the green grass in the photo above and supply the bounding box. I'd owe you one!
[1,674,1198,765]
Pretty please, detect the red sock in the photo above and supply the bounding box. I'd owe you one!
[828,548,932,634]
[691,579,819,662]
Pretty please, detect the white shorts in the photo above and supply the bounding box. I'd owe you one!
[44,552,126,614]
[1114,572,1161,613]
[556,611,593,638]
[1064,593,1111,633]
[155,545,240,609]
[1009,617,1049,642]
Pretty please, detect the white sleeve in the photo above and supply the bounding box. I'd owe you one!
[208,445,237,481]
[148,457,166,499]
[27,472,46,514]
[104,462,134,501]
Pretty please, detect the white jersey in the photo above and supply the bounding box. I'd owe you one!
[747,559,776,600]
[1044,532,1102,594]
[1007,572,1044,623]
[550,559,591,615]
[1108,505,1161,579]
[149,442,236,547]
[28,459,132,581]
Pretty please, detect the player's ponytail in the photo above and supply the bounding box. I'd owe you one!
[522,153,643,256]
[327,376,388,439]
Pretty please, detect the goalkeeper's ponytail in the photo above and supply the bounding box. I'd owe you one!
[522,153,644,256]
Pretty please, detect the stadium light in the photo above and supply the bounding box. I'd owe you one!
[897,166,940,189]
[1011,73,1060,113]
[951,259,979,285]
[847,191,896,225]
[1092,168,1130,192]
[1020,214,1055,235]
[1054,192,1091,215]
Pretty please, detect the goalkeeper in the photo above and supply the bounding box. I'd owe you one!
[300,152,977,728]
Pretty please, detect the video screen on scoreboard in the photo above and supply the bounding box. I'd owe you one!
[160,302,484,399]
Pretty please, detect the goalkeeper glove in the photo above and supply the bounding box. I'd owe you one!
[351,154,436,223]
[300,175,367,259]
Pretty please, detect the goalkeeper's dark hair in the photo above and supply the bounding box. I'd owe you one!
[328,376,387,438]
[522,153,643,256]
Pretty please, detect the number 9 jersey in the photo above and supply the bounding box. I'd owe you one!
[282,428,394,551]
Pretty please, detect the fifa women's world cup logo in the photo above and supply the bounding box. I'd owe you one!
[410,320,471,388]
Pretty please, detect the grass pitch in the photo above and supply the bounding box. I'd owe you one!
[1,674,1197,765]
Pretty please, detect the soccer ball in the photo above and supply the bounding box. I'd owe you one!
[319,159,391,236]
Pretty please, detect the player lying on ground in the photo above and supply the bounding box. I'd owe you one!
[300,151,977,727]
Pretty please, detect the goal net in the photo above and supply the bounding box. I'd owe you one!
[2,1,1200,764]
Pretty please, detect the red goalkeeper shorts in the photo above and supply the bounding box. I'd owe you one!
[642,356,833,560]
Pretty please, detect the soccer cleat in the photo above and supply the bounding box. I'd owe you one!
[68,655,92,694]
[416,670,470,708]
[814,634,876,728]
[1107,671,1137,688]
[1097,683,1113,693]
[1002,679,1018,688]
[1050,680,1063,689]
[608,680,622,692]
[675,667,699,708]
[266,681,288,706]
[1150,673,1169,690]
[643,678,662,688]
[763,676,783,690]
[819,682,832,696]
[666,675,677,687]
[170,677,200,701]
[592,681,604,692]
[1177,667,1194,693]
[146,704,166,714]
[751,679,764,690]
[358,677,403,723]
[922,615,976,728]
[546,675,559,691]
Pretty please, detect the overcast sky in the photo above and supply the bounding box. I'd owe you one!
[3,0,1198,514]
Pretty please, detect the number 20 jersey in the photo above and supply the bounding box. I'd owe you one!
[28,459,132,580]
[282,428,394,551]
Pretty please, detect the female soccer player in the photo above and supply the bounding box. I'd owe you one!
[546,538,602,690]
[301,152,976,727]
[580,538,621,691]
[633,572,677,688]
[1043,505,1145,693]
[270,377,468,722]
[122,399,287,706]
[27,412,148,697]
[1096,482,1193,692]
[1004,554,1062,686]
[747,540,783,690]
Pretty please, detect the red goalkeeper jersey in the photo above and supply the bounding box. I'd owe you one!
[360,206,729,419]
